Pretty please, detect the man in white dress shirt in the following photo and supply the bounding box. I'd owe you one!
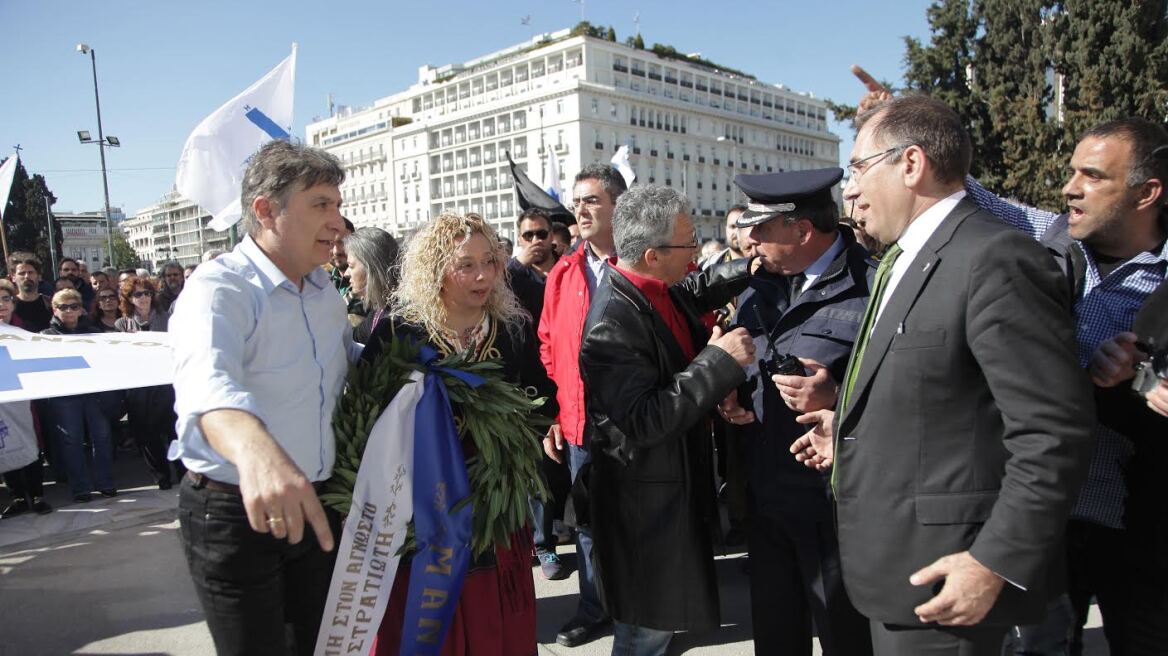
[170,140,361,656]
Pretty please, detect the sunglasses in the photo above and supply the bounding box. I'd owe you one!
[99,294,117,301]
[55,303,82,311]
[521,229,549,241]
[131,290,155,298]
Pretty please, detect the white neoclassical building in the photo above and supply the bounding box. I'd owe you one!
[307,28,840,242]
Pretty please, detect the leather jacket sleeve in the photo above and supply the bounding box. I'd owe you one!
[671,256,754,316]
[581,300,746,460]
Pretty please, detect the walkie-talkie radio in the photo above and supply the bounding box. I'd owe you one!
[752,305,807,377]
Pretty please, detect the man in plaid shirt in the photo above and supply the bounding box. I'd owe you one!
[966,117,1167,654]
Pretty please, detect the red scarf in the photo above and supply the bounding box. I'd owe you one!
[614,266,696,361]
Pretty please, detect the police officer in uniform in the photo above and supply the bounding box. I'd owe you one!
[729,168,875,655]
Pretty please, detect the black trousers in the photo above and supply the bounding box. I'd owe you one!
[3,457,45,499]
[748,513,872,656]
[869,620,1006,656]
[1066,519,1168,656]
[126,385,184,485]
[178,476,340,656]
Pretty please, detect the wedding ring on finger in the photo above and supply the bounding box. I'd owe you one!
[266,516,285,530]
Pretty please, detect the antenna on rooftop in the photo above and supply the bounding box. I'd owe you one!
[633,11,641,36]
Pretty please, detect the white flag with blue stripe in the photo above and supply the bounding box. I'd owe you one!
[175,45,296,231]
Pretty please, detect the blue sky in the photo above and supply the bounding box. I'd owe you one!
[0,0,933,217]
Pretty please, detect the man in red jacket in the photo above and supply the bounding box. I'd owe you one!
[539,162,627,647]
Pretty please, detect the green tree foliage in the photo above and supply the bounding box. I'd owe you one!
[571,21,619,40]
[1051,0,1168,142]
[900,0,1168,210]
[0,157,62,276]
[634,33,645,50]
[975,0,1064,208]
[108,230,140,269]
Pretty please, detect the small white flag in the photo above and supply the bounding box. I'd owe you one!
[610,145,636,188]
[175,45,297,231]
[0,153,19,223]
[543,153,562,202]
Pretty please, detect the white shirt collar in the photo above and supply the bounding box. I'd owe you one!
[801,233,845,291]
[874,189,967,325]
[237,235,329,294]
[894,190,968,260]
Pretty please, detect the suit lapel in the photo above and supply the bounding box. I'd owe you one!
[839,199,978,429]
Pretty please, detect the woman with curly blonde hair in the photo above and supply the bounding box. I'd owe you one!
[363,212,558,656]
[390,212,529,345]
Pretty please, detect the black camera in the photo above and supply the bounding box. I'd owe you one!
[1132,339,1168,396]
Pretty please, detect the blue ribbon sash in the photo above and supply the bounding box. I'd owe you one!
[399,346,483,654]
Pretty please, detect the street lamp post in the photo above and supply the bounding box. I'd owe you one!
[42,195,58,276]
[76,43,117,269]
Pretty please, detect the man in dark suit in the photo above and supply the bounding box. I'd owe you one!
[792,95,1094,654]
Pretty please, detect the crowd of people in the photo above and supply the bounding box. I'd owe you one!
[0,254,196,515]
[5,77,1162,656]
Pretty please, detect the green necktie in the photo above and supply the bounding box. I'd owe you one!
[832,243,902,494]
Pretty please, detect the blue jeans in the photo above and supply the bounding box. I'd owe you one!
[45,394,113,497]
[611,622,673,656]
[569,442,607,623]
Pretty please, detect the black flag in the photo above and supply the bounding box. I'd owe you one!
[507,152,575,225]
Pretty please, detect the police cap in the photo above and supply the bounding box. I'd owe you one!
[733,167,844,228]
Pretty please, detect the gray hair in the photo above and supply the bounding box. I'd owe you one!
[343,227,400,312]
[612,184,690,263]
[161,260,183,274]
[240,140,345,237]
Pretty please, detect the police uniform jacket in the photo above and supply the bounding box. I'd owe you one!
[735,227,875,522]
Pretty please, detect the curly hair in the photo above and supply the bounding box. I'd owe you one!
[118,276,157,318]
[391,212,528,341]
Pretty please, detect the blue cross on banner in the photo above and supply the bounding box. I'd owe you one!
[244,106,291,140]
[0,346,89,392]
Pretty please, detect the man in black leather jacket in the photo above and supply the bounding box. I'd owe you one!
[579,184,757,656]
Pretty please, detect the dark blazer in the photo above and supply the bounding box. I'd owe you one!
[832,198,1094,626]
[579,257,751,631]
[736,228,875,522]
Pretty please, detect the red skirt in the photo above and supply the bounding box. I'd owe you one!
[372,530,536,656]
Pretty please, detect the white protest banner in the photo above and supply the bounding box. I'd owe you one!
[175,45,296,231]
[315,371,420,656]
[0,153,19,222]
[0,323,173,404]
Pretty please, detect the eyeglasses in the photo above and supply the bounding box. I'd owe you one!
[521,229,549,242]
[0,295,13,303]
[846,145,908,182]
[99,294,118,302]
[131,290,155,298]
[55,303,82,311]
[569,195,604,212]
[654,233,699,251]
